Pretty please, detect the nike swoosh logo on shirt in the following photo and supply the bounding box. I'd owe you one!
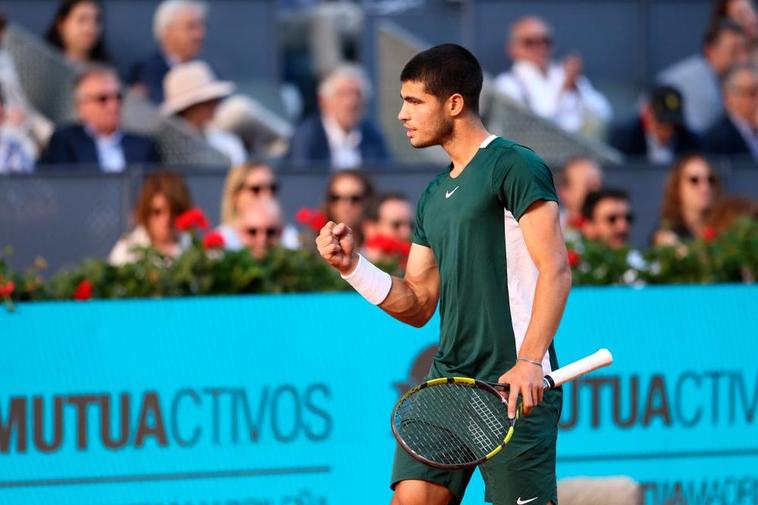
[445,186,460,199]
[516,498,539,505]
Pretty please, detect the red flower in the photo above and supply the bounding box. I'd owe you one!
[73,280,93,301]
[0,281,15,298]
[701,226,717,242]
[296,208,328,233]
[567,215,585,230]
[567,249,581,268]
[202,231,225,250]
[365,235,412,257]
[175,208,210,231]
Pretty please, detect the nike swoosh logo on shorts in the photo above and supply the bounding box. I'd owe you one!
[445,186,460,199]
[516,498,538,505]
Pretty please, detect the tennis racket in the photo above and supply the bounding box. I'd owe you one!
[391,348,613,470]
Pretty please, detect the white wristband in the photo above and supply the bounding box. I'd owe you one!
[340,254,392,305]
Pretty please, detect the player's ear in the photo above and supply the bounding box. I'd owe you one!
[447,93,465,117]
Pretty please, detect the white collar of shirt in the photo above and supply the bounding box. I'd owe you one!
[86,126,126,173]
[644,130,674,164]
[162,51,182,68]
[480,134,498,148]
[730,114,758,157]
[512,60,563,86]
[322,116,362,170]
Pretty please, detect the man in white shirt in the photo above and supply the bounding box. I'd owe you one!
[287,64,390,170]
[493,16,612,138]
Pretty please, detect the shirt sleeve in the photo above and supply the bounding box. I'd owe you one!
[492,147,559,221]
[411,186,430,247]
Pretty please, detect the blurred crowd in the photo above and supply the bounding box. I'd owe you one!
[0,0,756,269]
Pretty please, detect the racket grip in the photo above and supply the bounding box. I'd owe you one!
[543,348,613,389]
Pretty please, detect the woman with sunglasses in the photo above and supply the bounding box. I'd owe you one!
[109,170,192,266]
[322,169,375,249]
[44,0,110,65]
[653,154,722,246]
[218,162,299,251]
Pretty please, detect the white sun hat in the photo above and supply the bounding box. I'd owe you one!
[161,61,235,116]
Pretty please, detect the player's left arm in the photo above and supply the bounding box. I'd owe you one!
[498,199,571,418]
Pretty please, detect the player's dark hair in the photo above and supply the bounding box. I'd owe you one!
[400,43,483,115]
[582,188,630,221]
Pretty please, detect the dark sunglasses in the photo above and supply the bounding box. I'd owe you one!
[520,36,553,48]
[605,212,635,225]
[246,227,281,239]
[687,175,716,186]
[83,91,123,105]
[243,183,279,195]
[329,193,365,204]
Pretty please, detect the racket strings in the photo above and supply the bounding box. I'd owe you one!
[394,382,509,466]
[470,392,506,437]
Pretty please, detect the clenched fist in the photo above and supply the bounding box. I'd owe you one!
[316,221,359,275]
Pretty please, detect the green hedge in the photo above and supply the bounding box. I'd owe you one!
[1,218,755,311]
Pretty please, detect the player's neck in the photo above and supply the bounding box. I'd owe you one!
[443,119,491,176]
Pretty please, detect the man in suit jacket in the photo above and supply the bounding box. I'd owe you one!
[287,64,390,170]
[128,0,207,104]
[703,64,758,160]
[609,85,701,164]
[40,67,159,171]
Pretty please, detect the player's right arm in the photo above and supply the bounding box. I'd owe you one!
[379,243,439,327]
[316,222,439,328]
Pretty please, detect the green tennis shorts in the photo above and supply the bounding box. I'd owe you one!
[390,387,562,505]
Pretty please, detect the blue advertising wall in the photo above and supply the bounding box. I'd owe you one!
[1,285,757,505]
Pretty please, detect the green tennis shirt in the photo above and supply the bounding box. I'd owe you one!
[412,135,560,382]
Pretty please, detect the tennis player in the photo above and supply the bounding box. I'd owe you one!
[316,44,570,505]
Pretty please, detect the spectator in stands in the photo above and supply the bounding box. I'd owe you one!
[710,0,758,58]
[556,156,603,232]
[653,154,722,246]
[161,61,246,165]
[362,192,413,264]
[109,170,192,265]
[40,66,160,171]
[129,0,207,103]
[493,16,612,138]
[658,20,748,133]
[609,85,701,164]
[287,64,390,170]
[1,11,54,155]
[235,198,284,260]
[323,169,374,247]
[703,64,758,159]
[43,0,110,65]
[0,83,35,173]
[218,161,299,249]
[581,188,634,249]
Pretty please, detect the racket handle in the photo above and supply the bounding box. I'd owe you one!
[543,348,613,389]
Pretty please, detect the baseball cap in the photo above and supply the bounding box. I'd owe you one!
[649,85,684,125]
